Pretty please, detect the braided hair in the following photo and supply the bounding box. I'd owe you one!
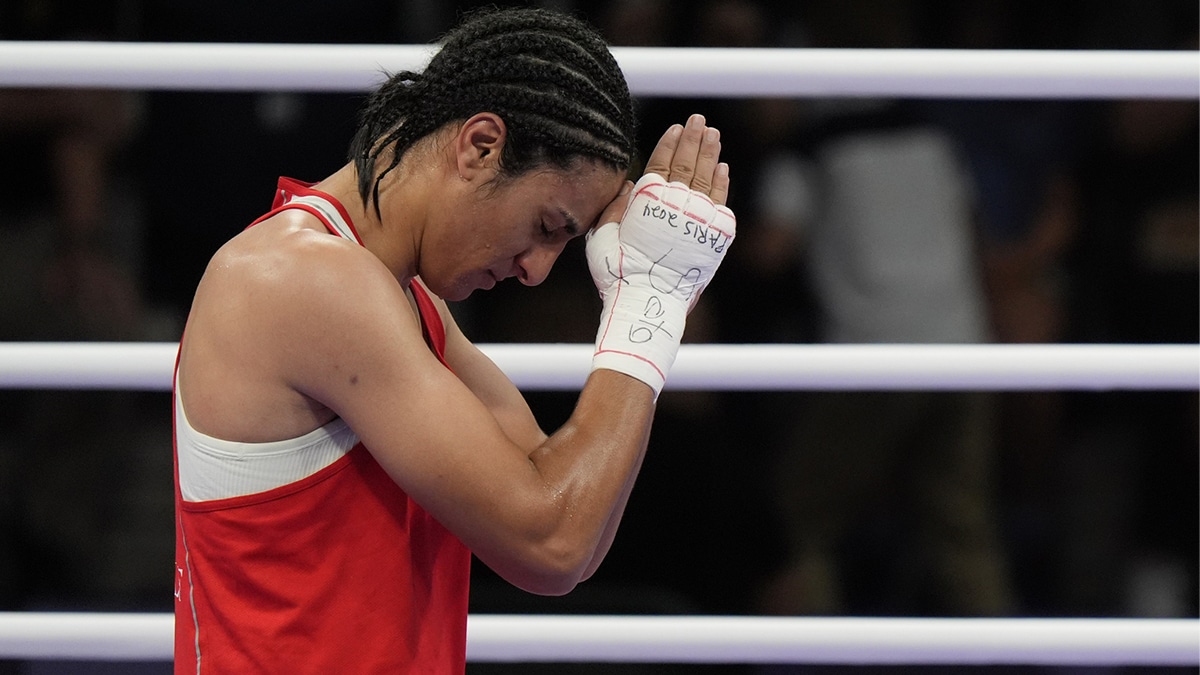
[349,7,637,217]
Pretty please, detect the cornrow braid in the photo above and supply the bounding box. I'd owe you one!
[348,7,637,218]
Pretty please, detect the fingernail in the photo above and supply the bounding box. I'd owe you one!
[667,124,683,137]
[688,114,705,128]
[717,163,729,177]
[619,180,633,195]
[705,128,720,143]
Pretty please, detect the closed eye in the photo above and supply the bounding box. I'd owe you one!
[539,210,581,241]
[559,209,582,237]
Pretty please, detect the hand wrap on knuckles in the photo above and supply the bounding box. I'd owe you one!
[586,173,736,397]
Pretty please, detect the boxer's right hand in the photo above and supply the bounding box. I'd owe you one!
[586,115,736,398]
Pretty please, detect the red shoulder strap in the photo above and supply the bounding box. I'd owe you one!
[408,280,447,364]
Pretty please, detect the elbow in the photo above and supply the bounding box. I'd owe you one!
[521,575,582,598]
[511,539,592,596]
[482,535,594,597]
[468,482,611,596]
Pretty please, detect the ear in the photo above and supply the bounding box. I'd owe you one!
[454,112,507,181]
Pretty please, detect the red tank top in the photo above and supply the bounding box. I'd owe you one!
[173,177,471,674]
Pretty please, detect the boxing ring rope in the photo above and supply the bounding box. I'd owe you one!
[0,342,1197,392]
[1,42,1198,666]
[1,613,1197,665]
[0,42,1197,98]
[1,344,1196,666]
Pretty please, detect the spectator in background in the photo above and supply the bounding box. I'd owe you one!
[913,0,1089,614]
[752,1,1013,621]
[754,111,1013,618]
[0,0,144,342]
[1060,90,1199,618]
[1065,9,1195,619]
[0,0,173,642]
[0,89,143,341]
[920,0,1199,620]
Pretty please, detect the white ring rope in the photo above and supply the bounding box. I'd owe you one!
[0,342,1195,391]
[0,613,1195,665]
[0,43,1196,98]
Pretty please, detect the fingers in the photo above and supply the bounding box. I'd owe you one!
[642,124,682,179]
[689,125,721,197]
[666,114,707,188]
[641,114,729,204]
[710,162,730,207]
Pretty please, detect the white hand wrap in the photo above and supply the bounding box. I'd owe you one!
[586,173,736,397]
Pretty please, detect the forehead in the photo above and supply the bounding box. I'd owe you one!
[517,162,625,226]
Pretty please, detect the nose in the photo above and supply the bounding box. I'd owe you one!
[516,245,560,286]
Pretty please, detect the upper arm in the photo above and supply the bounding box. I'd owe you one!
[182,217,638,595]
[274,250,567,578]
[423,287,546,451]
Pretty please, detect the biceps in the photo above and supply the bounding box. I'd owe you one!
[333,358,540,528]
[444,326,545,450]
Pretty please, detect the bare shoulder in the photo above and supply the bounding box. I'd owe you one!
[179,210,423,441]
[207,211,382,298]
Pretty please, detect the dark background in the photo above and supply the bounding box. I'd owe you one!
[0,1,1196,673]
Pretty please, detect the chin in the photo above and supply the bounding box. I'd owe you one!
[426,272,491,302]
[439,282,476,302]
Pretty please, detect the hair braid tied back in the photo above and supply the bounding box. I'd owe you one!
[349,7,637,217]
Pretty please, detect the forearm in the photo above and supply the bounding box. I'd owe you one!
[580,425,649,581]
[439,296,653,591]
[510,369,654,590]
[474,116,732,594]
[533,369,654,517]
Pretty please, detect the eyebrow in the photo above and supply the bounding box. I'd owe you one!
[559,208,582,237]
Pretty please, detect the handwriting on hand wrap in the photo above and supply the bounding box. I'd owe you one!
[643,204,732,254]
[629,295,673,344]
[642,204,678,227]
[683,221,731,253]
[647,250,701,299]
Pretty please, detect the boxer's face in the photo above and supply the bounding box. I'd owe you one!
[423,160,624,301]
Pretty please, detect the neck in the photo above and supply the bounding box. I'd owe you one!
[316,163,421,287]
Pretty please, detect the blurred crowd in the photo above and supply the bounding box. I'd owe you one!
[0,1,1196,673]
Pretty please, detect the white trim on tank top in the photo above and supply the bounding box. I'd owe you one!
[285,193,359,243]
[175,371,360,502]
